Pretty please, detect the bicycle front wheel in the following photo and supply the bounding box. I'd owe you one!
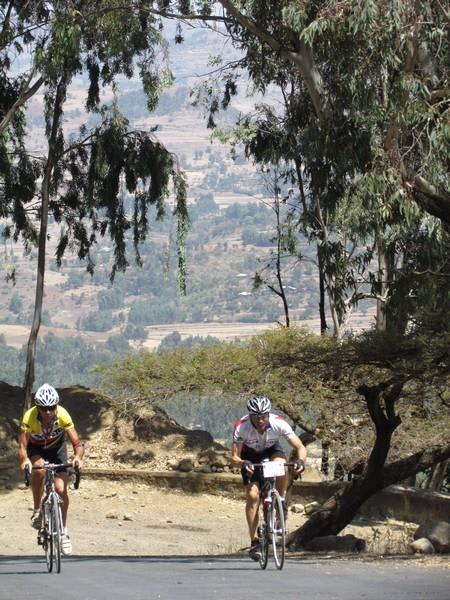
[51,494,62,573]
[43,504,53,573]
[270,492,285,570]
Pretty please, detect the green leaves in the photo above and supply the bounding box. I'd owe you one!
[1,1,189,290]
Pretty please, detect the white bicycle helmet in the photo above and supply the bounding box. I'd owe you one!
[247,395,271,415]
[34,383,59,407]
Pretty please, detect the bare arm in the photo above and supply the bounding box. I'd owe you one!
[231,441,254,474]
[231,441,245,468]
[66,427,84,468]
[17,431,31,471]
[287,434,307,464]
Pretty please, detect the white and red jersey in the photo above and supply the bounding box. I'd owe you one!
[232,413,295,452]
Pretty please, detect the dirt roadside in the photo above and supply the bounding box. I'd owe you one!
[0,477,250,557]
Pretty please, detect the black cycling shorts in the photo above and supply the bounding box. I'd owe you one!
[27,442,68,471]
[240,442,286,486]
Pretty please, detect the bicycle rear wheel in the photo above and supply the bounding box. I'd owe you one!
[258,502,269,570]
[271,492,285,570]
[51,494,62,573]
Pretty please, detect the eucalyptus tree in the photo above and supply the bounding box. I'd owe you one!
[139,1,449,225]
[1,1,188,409]
[185,0,450,336]
[216,0,450,224]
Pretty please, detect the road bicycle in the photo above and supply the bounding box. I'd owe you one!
[253,460,296,570]
[25,462,80,573]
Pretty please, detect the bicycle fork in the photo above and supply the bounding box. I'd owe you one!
[37,493,63,546]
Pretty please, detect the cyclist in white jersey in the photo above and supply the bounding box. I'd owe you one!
[231,396,306,561]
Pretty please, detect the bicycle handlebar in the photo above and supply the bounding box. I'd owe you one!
[24,462,81,489]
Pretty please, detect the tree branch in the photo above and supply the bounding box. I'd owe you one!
[217,0,327,123]
[409,174,450,226]
[0,75,44,135]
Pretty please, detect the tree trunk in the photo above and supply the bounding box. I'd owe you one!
[289,379,403,548]
[22,167,51,413]
[275,205,290,328]
[376,240,388,332]
[287,443,450,549]
[314,197,329,335]
[317,251,328,335]
[22,77,66,413]
[425,459,449,492]
[294,157,328,334]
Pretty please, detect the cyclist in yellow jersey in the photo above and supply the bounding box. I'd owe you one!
[18,383,84,556]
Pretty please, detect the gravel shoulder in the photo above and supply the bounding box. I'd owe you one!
[0,478,249,557]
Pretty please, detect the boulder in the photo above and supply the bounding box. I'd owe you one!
[198,464,212,473]
[291,503,305,514]
[303,534,366,553]
[177,458,195,472]
[410,538,435,555]
[198,449,229,467]
[414,520,450,553]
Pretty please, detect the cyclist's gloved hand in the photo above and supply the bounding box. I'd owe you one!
[21,458,32,472]
[294,459,305,473]
[242,460,254,474]
[72,458,82,470]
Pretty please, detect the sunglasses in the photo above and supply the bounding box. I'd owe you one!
[37,406,57,412]
[251,413,269,419]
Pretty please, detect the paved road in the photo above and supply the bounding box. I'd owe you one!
[0,555,448,600]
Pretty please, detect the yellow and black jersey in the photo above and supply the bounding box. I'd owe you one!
[20,406,74,449]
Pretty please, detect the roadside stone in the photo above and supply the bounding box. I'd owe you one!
[198,449,229,468]
[291,503,305,514]
[123,514,133,521]
[178,458,194,472]
[414,520,450,553]
[410,538,435,554]
[106,511,119,519]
